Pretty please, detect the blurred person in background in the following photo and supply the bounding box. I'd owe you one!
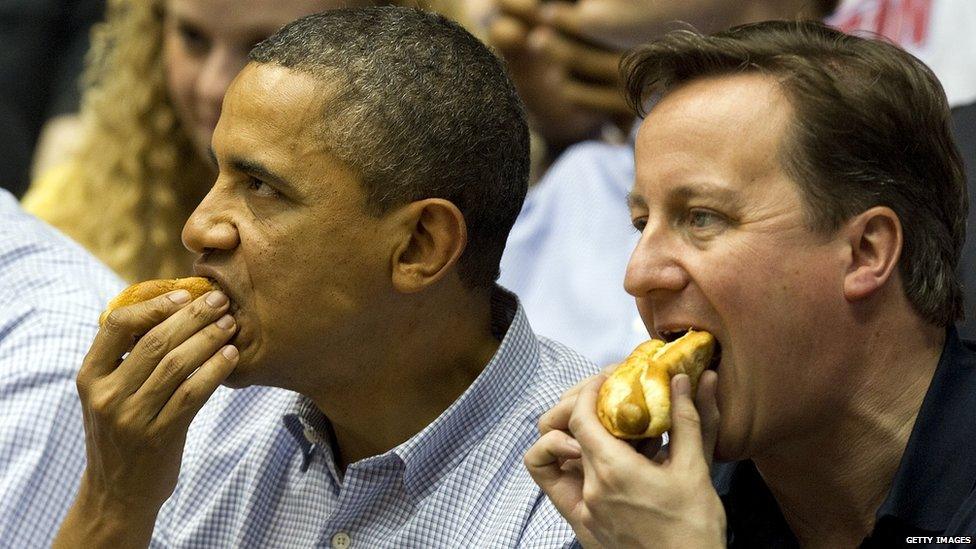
[21,0,376,284]
[493,0,841,367]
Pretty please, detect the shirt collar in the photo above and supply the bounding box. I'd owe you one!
[875,326,976,530]
[283,395,335,473]
[394,285,540,498]
[716,327,976,541]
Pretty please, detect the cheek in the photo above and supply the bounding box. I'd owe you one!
[713,253,845,451]
[162,38,198,120]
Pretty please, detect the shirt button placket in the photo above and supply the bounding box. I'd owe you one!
[331,531,351,549]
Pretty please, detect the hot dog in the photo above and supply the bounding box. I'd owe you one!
[597,330,715,439]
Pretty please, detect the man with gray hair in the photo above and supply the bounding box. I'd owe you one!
[52,7,591,547]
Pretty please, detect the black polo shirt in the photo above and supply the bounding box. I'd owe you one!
[713,328,976,548]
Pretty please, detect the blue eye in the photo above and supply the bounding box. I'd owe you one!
[687,209,722,228]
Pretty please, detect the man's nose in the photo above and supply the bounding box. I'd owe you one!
[182,186,240,254]
[623,228,689,298]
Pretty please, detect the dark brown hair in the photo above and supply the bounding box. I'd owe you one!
[623,20,967,326]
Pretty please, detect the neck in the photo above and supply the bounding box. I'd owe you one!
[308,287,500,469]
[754,318,944,547]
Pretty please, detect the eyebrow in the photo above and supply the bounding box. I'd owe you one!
[627,182,743,210]
[671,183,742,207]
[626,192,647,210]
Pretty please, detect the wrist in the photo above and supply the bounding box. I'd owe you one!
[53,475,161,549]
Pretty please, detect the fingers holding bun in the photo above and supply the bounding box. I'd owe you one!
[99,277,219,326]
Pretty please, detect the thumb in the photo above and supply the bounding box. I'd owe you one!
[667,374,708,469]
[694,370,720,468]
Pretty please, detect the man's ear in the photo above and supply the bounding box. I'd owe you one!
[390,199,467,294]
[843,206,902,302]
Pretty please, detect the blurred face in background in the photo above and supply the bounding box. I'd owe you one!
[162,0,373,162]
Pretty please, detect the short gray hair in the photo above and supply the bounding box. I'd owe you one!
[250,6,529,288]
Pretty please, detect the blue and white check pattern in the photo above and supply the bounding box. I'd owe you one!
[152,288,597,548]
[499,140,649,367]
[0,189,125,547]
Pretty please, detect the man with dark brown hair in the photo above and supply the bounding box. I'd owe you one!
[494,0,843,368]
[526,20,976,548]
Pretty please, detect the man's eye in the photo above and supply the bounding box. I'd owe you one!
[632,217,647,232]
[247,178,279,198]
[177,23,209,55]
[687,209,724,229]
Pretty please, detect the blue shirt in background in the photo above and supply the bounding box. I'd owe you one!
[500,140,648,367]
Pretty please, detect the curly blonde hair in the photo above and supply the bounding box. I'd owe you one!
[29,0,213,283]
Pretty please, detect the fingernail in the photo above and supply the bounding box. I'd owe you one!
[206,291,228,307]
[221,345,238,360]
[674,374,691,396]
[168,290,191,304]
[215,314,235,330]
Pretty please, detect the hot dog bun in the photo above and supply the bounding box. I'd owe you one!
[99,277,219,326]
[597,330,715,439]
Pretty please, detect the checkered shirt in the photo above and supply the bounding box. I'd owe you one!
[152,287,596,548]
[0,189,125,547]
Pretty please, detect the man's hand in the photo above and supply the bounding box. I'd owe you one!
[534,0,746,50]
[525,370,725,548]
[489,0,631,153]
[54,289,238,548]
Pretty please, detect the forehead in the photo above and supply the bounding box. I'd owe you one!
[633,73,794,196]
[219,63,325,141]
[214,64,351,189]
[165,0,359,36]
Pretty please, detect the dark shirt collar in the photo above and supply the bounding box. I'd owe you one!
[716,327,976,545]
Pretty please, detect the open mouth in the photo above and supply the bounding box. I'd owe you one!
[659,329,723,371]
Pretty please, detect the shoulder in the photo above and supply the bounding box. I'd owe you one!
[0,190,123,372]
[0,190,123,316]
[525,336,601,408]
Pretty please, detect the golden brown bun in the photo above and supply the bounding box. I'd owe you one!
[99,277,219,326]
[597,330,715,439]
